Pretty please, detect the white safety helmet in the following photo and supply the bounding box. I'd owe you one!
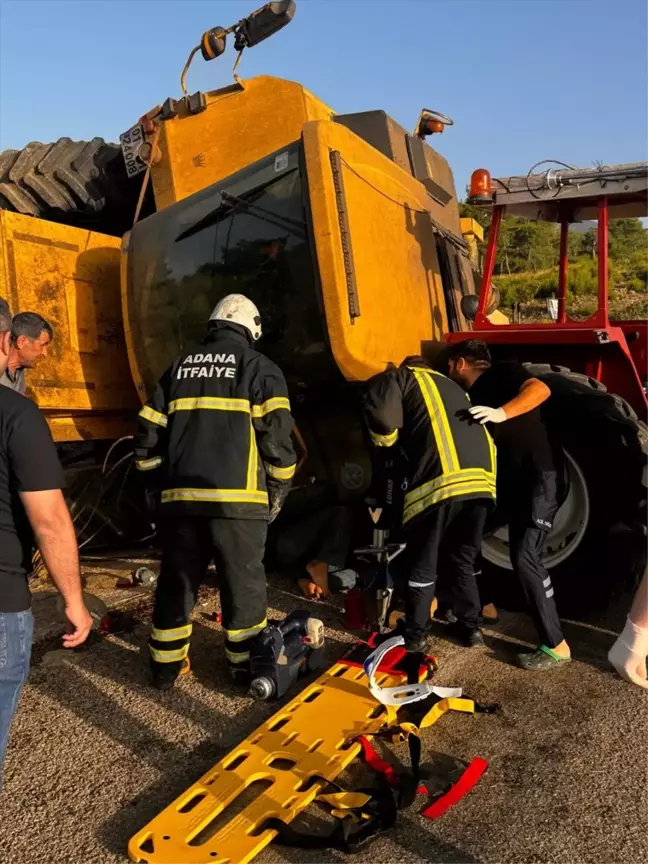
[209,294,262,341]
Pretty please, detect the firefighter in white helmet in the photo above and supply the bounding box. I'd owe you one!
[134,294,296,688]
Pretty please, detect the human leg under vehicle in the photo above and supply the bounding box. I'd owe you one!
[208,519,268,683]
[149,517,210,689]
[0,610,33,782]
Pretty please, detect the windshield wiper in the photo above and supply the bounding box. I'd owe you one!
[176,186,306,242]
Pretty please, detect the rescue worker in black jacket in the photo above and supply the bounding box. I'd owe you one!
[135,294,296,689]
[362,357,497,652]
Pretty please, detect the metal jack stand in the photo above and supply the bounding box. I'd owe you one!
[353,510,406,633]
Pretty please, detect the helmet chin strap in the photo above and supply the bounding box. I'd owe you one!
[363,635,462,707]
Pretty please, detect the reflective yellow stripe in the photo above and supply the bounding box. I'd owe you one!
[369,428,399,448]
[247,421,258,492]
[265,462,296,480]
[168,397,251,414]
[404,467,496,508]
[251,397,291,418]
[403,479,496,525]
[224,619,267,643]
[225,648,250,664]
[139,405,168,428]
[161,488,269,505]
[486,427,497,474]
[410,368,459,475]
[135,456,163,471]
[151,624,192,642]
[149,643,190,663]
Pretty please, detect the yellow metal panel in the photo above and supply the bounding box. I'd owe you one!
[303,120,456,382]
[0,211,139,440]
[128,657,468,864]
[150,76,333,210]
[460,217,484,243]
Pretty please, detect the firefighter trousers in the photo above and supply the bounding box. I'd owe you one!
[149,516,268,677]
[397,499,489,649]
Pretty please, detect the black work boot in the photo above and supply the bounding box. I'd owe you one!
[150,657,189,690]
[228,664,251,686]
[447,622,485,648]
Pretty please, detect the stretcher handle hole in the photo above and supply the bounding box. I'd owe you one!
[367,704,385,719]
[295,773,328,792]
[267,757,297,770]
[302,688,323,703]
[329,666,346,677]
[140,837,154,854]
[163,836,170,840]
[268,716,291,732]
[224,751,249,771]
[178,792,207,813]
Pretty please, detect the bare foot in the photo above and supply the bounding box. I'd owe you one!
[481,603,499,621]
[298,577,324,600]
[306,560,330,598]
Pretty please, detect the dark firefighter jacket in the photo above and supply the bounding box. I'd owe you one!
[134,321,296,520]
[362,358,497,526]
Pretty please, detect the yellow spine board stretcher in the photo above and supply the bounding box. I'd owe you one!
[128,654,474,864]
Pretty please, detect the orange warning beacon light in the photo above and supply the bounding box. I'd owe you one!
[467,168,494,204]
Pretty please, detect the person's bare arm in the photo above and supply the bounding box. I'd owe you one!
[470,378,551,424]
[501,378,551,419]
[20,489,92,647]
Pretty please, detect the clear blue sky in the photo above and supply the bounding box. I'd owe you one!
[1,0,646,194]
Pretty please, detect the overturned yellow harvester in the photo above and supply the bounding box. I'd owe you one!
[0,4,476,541]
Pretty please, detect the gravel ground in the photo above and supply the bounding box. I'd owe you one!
[0,575,646,864]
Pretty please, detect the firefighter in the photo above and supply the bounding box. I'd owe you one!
[134,294,296,689]
[444,339,572,670]
[362,356,497,652]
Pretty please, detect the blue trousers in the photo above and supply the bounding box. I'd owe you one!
[0,610,33,781]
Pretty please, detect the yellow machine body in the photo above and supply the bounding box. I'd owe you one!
[150,75,333,210]
[0,211,139,441]
[2,75,476,460]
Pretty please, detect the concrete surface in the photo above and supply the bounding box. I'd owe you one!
[0,577,646,864]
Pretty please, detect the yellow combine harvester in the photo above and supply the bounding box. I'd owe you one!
[0,2,478,540]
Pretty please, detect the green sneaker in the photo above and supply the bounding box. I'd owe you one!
[516,644,572,670]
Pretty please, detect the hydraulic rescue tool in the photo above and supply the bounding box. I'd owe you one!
[248,610,326,700]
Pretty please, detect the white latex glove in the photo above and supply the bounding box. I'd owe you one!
[608,617,648,689]
[469,405,507,424]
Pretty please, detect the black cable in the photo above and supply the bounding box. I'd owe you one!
[525,159,576,200]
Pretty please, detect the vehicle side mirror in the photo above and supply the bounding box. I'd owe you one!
[461,294,479,321]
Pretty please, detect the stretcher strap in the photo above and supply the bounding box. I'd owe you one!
[269,786,399,853]
[420,757,489,820]
[357,735,401,788]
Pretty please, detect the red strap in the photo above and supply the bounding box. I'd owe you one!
[420,757,489,820]
[356,735,400,788]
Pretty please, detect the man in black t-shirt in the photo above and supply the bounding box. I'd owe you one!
[444,339,571,671]
[0,303,92,780]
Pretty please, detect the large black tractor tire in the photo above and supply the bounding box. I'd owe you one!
[482,364,647,615]
[0,138,146,236]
